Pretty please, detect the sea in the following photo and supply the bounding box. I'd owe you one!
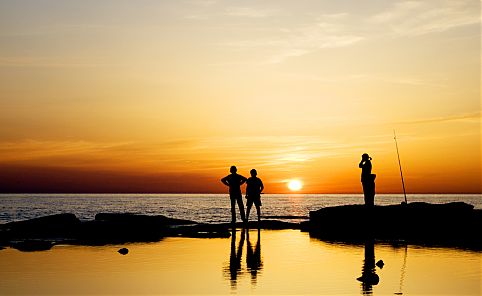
[1,193,480,224]
[1,193,481,295]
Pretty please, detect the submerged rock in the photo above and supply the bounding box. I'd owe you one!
[118,247,129,255]
[376,260,384,268]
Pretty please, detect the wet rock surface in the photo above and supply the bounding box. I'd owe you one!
[307,202,482,249]
[0,213,298,249]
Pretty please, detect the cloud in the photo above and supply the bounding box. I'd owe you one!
[397,111,481,125]
[223,15,363,63]
[0,136,360,174]
[369,0,479,36]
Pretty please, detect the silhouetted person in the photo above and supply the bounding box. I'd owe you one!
[224,227,245,289]
[359,153,376,207]
[245,169,264,222]
[357,239,379,295]
[221,166,247,223]
[246,228,263,284]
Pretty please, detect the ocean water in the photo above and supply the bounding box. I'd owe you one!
[0,193,480,224]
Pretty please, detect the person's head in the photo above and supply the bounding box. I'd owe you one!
[250,169,257,177]
[230,166,237,173]
[362,153,371,161]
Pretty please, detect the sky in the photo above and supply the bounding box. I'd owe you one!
[0,0,480,193]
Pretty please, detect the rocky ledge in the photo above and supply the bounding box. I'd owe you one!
[0,213,299,251]
[1,202,481,252]
[303,202,482,249]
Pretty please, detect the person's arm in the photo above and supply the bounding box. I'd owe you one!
[359,160,364,168]
[239,175,247,185]
[221,176,229,186]
[259,180,264,193]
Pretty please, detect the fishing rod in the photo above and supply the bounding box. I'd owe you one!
[394,130,408,204]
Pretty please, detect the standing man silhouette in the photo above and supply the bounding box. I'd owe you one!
[359,153,376,207]
[245,169,264,222]
[221,166,247,223]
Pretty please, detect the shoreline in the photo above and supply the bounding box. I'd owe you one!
[1,202,481,252]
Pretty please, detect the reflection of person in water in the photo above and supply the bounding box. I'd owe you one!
[246,169,264,222]
[357,239,379,295]
[359,153,376,207]
[221,166,247,223]
[246,228,263,284]
[224,228,245,289]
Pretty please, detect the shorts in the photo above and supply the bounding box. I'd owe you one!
[246,196,262,207]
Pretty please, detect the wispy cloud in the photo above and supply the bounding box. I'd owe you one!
[223,14,363,63]
[0,136,361,173]
[397,111,481,125]
[369,0,479,36]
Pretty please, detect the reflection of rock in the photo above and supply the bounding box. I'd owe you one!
[118,247,129,255]
[308,202,482,248]
[11,240,54,252]
[376,260,384,268]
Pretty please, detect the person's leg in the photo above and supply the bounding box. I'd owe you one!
[362,182,369,206]
[230,197,236,223]
[371,181,376,206]
[246,199,253,222]
[255,204,261,221]
[367,181,375,207]
[237,196,246,222]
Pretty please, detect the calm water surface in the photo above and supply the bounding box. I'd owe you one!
[0,229,480,295]
[0,193,481,224]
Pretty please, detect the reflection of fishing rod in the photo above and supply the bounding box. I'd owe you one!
[395,245,408,295]
[393,130,408,204]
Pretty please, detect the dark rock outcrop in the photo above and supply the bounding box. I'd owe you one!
[3,213,81,239]
[118,247,129,255]
[307,202,482,248]
[0,213,198,246]
[11,240,54,252]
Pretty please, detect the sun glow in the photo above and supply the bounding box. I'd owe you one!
[287,180,303,191]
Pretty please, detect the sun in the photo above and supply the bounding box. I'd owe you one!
[287,180,303,191]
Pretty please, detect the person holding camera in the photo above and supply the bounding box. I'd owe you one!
[359,153,376,207]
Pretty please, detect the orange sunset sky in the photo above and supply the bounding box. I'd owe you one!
[0,0,480,193]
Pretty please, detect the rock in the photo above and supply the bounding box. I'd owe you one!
[0,246,5,251]
[3,213,80,238]
[95,213,196,226]
[11,240,54,252]
[308,202,482,248]
[0,213,306,246]
[118,247,129,255]
[376,260,384,268]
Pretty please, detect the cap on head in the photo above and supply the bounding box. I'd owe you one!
[362,153,369,159]
[250,169,257,176]
[230,166,237,173]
